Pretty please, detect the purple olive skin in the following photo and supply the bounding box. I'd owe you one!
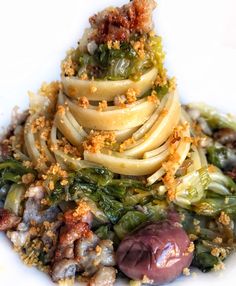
[116,220,193,285]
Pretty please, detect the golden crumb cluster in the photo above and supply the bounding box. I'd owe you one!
[162,123,191,201]
[119,137,136,152]
[83,130,116,153]
[73,200,91,220]
[39,81,61,102]
[126,88,139,103]
[131,38,145,59]
[61,55,77,77]
[97,100,108,111]
[31,116,50,134]
[55,137,81,158]
[107,40,121,50]
[155,69,167,87]
[218,211,231,226]
[42,163,69,190]
[147,90,160,104]
[78,96,89,108]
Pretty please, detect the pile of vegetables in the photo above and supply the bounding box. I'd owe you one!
[63,34,166,81]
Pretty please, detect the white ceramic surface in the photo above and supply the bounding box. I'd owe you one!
[0,0,236,285]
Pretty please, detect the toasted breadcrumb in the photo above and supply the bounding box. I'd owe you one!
[54,137,81,158]
[61,55,77,77]
[31,116,50,134]
[107,40,121,50]
[78,96,89,108]
[80,73,88,80]
[126,88,139,103]
[73,200,91,220]
[183,268,191,276]
[90,86,98,94]
[83,130,116,153]
[147,90,160,104]
[39,81,61,103]
[60,179,69,186]
[58,278,75,286]
[213,237,223,244]
[189,234,198,241]
[168,77,177,92]
[22,161,33,168]
[119,137,136,152]
[97,100,108,111]
[219,211,230,226]
[131,38,145,59]
[155,69,167,87]
[22,173,35,185]
[162,123,191,201]
[159,108,168,118]
[142,275,154,284]
[57,105,66,115]
[213,262,225,271]
[187,242,195,253]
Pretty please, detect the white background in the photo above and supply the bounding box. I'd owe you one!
[0,0,236,285]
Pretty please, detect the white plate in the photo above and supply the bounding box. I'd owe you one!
[0,0,236,285]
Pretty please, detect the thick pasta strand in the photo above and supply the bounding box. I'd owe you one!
[62,67,158,101]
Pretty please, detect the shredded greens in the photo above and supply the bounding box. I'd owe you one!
[65,34,166,81]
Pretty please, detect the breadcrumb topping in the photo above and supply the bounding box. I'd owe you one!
[61,55,77,77]
[73,200,91,220]
[162,123,191,201]
[218,211,230,226]
[83,130,116,153]
[78,96,89,109]
[147,90,160,104]
[97,100,108,111]
[183,267,191,276]
[22,173,35,185]
[126,88,138,104]
[119,137,136,152]
[107,40,121,50]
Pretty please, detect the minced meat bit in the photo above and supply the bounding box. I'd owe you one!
[0,208,21,231]
[89,0,156,44]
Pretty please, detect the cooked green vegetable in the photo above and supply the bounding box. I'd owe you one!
[207,145,236,171]
[4,184,26,215]
[193,241,219,272]
[0,159,36,187]
[208,168,236,195]
[174,167,211,208]
[114,211,147,239]
[99,194,126,224]
[193,195,236,216]
[67,34,166,81]
[188,103,236,131]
